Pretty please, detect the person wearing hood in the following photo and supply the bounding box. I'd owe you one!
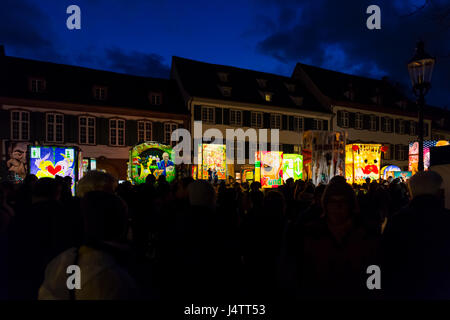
[38,191,138,300]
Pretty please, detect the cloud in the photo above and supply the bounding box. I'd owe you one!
[255,0,450,106]
[0,0,61,60]
[104,48,170,78]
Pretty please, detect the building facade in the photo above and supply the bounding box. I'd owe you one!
[0,50,189,181]
[171,56,333,180]
[293,63,433,170]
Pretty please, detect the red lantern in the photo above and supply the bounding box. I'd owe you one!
[352,145,359,152]
[381,146,388,153]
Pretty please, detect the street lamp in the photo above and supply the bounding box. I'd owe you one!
[407,41,435,172]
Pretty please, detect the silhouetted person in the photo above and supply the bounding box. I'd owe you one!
[382,171,450,299]
[8,178,70,299]
[39,191,138,300]
[283,181,379,299]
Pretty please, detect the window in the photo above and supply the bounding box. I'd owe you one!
[29,78,46,93]
[138,121,152,142]
[251,112,263,128]
[293,116,304,132]
[293,145,301,154]
[372,95,383,105]
[399,120,405,134]
[370,115,377,131]
[285,83,296,93]
[150,93,162,105]
[270,114,281,129]
[264,93,272,102]
[355,113,363,129]
[219,86,232,97]
[230,110,242,126]
[340,111,349,128]
[290,96,303,106]
[93,86,107,101]
[410,121,416,136]
[46,113,64,143]
[382,144,391,160]
[79,116,96,145]
[313,119,323,130]
[109,119,125,146]
[217,72,229,82]
[396,145,407,161]
[383,117,393,132]
[256,79,267,88]
[164,123,178,146]
[201,106,215,124]
[344,84,355,100]
[11,110,30,141]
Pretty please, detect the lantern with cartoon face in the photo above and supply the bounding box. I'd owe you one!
[345,144,382,184]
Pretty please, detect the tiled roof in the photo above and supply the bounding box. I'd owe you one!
[172,56,331,114]
[295,62,416,112]
[0,55,188,114]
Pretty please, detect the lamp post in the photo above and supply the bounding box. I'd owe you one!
[407,41,435,172]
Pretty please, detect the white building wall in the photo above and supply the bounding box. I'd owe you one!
[332,105,432,169]
[2,104,184,160]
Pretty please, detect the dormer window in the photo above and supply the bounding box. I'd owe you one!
[217,72,229,82]
[290,96,303,106]
[150,92,162,105]
[256,79,267,88]
[396,100,408,109]
[260,91,273,102]
[93,86,107,101]
[29,78,46,93]
[285,83,296,93]
[371,88,383,105]
[218,86,232,97]
[343,82,355,101]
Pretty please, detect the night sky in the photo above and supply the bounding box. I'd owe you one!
[1,0,449,108]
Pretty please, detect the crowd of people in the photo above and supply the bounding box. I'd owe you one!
[0,169,449,300]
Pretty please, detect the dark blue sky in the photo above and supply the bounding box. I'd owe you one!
[2,0,449,107]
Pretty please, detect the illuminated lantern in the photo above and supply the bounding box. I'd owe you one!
[129,142,176,184]
[381,146,388,153]
[346,143,382,184]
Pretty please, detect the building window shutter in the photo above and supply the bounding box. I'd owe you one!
[64,115,77,143]
[152,122,164,142]
[263,113,271,129]
[126,120,137,146]
[381,117,386,132]
[404,121,411,135]
[376,116,380,131]
[282,115,288,130]
[337,110,343,127]
[363,115,370,130]
[215,108,223,125]
[193,105,202,121]
[243,111,251,127]
[395,119,400,134]
[222,108,230,125]
[349,112,355,128]
[323,120,329,131]
[96,117,108,145]
[288,116,294,131]
[304,118,313,130]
